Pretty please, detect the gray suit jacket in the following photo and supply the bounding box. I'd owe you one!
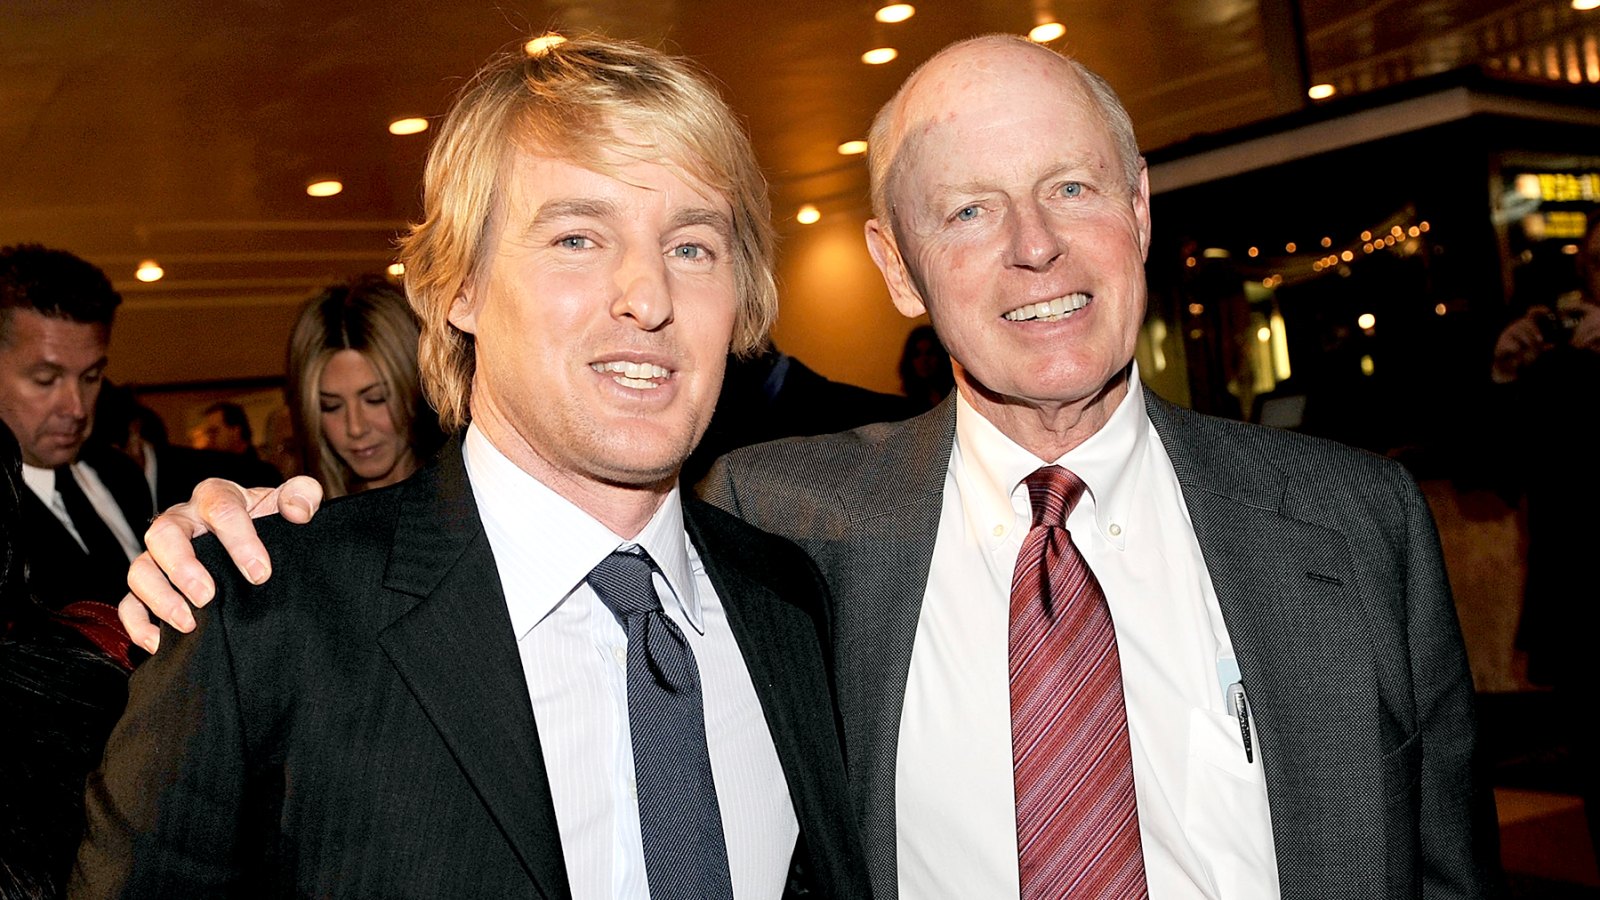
[701,389,1502,900]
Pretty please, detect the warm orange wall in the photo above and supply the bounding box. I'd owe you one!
[770,212,921,396]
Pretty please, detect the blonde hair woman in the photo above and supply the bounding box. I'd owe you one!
[285,275,443,497]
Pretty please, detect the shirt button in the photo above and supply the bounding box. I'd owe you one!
[1109,523,1123,537]
[993,524,1006,537]
[612,645,627,667]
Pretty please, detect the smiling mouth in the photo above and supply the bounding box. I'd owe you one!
[1002,292,1091,322]
[591,360,673,390]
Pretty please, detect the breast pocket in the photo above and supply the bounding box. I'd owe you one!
[1183,706,1281,898]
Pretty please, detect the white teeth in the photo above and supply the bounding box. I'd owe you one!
[591,361,671,389]
[1003,293,1090,322]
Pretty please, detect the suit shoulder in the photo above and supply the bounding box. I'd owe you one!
[191,485,405,602]
[684,498,819,572]
[1158,403,1421,522]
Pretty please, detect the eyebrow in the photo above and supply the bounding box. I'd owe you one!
[524,198,621,238]
[667,207,734,242]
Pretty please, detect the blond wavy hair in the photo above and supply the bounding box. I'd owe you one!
[397,36,778,430]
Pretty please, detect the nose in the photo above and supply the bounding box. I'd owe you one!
[344,404,371,439]
[612,249,674,332]
[54,379,91,422]
[1007,200,1064,272]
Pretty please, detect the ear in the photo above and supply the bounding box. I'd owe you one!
[865,218,928,319]
[1133,160,1153,262]
[447,280,481,336]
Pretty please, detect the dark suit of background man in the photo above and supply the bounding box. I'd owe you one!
[74,37,868,899]
[0,244,151,611]
[120,33,1504,900]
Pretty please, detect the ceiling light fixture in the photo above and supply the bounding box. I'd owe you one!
[1574,0,1599,10]
[387,263,406,277]
[306,179,343,198]
[525,33,567,56]
[388,117,428,136]
[837,139,869,155]
[862,47,898,65]
[135,259,164,283]
[1029,22,1066,43]
[1308,83,1336,100]
[875,4,915,23]
[797,204,821,225]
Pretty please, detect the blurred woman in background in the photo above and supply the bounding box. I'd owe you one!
[286,275,443,497]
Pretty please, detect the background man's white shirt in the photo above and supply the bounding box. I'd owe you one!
[21,460,141,560]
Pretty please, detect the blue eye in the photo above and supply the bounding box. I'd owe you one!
[1060,182,1084,198]
[955,206,980,222]
[672,244,706,260]
[556,235,592,250]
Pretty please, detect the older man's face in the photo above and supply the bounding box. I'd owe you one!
[449,143,737,494]
[868,43,1150,429]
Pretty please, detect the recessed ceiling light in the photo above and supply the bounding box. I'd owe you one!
[861,47,898,65]
[797,204,821,225]
[875,4,915,23]
[306,179,343,198]
[1574,0,1600,10]
[525,33,566,56]
[837,139,869,155]
[388,117,428,136]
[1029,22,1066,43]
[387,262,406,277]
[1308,83,1336,100]
[135,260,164,283]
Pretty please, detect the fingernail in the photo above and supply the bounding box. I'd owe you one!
[178,607,196,632]
[141,636,160,653]
[187,579,214,605]
[245,559,269,584]
[285,498,310,519]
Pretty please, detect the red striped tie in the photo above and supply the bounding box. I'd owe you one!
[1010,465,1148,899]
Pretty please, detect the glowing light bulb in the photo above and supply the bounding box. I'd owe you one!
[135,260,164,283]
[797,204,821,225]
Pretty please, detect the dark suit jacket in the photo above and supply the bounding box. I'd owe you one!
[73,444,870,899]
[701,389,1502,900]
[19,446,153,610]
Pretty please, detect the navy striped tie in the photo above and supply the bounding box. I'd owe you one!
[588,548,734,900]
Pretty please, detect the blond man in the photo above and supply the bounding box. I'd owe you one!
[74,38,868,900]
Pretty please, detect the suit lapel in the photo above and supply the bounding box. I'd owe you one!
[1145,394,1387,895]
[376,445,571,900]
[826,399,955,882]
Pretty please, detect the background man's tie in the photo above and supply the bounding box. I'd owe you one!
[588,548,735,900]
[1009,465,1149,899]
[55,465,127,563]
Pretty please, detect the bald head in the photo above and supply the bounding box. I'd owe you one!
[867,35,1141,230]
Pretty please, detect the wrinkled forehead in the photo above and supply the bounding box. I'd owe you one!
[883,44,1113,208]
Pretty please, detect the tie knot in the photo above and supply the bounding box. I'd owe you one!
[587,549,662,620]
[1023,465,1086,527]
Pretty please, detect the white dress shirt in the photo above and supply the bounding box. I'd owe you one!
[896,364,1280,899]
[21,460,142,560]
[464,425,798,900]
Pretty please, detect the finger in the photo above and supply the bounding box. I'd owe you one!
[268,476,325,524]
[192,482,274,585]
[143,514,220,606]
[117,591,166,653]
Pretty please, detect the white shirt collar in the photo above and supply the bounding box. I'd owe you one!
[20,461,59,502]
[462,424,701,639]
[953,361,1149,549]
